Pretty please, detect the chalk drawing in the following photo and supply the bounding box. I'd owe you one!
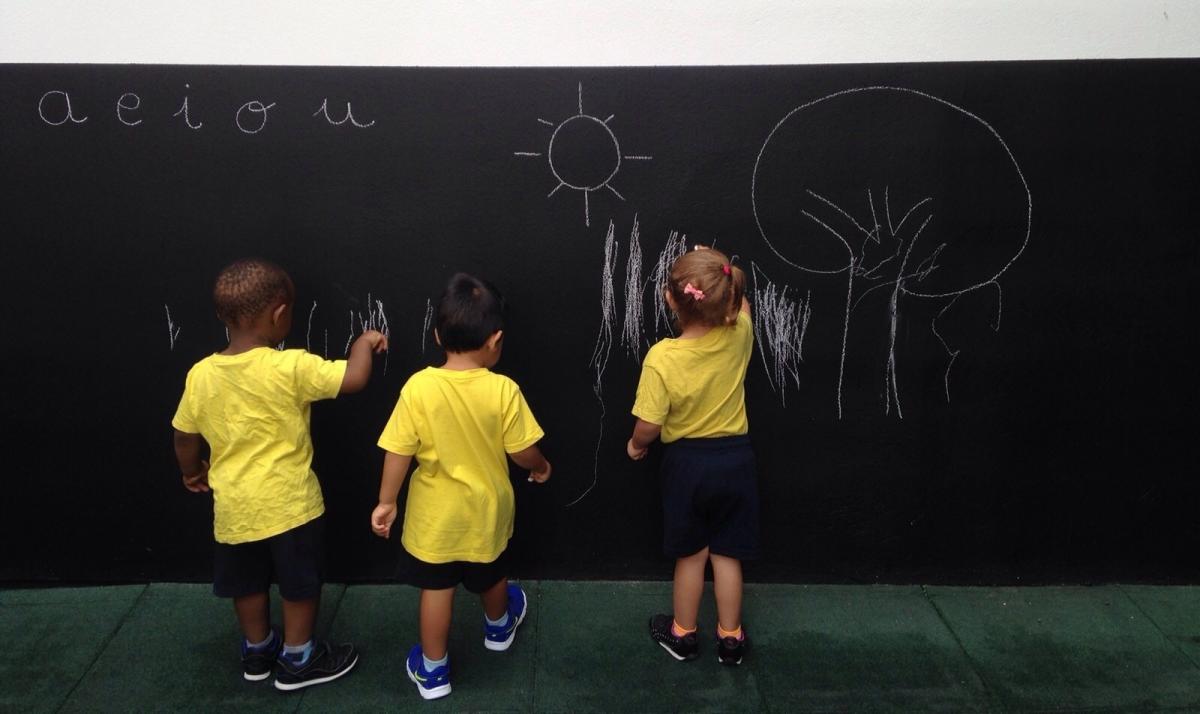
[235,100,276,134]
[173,84,203,129]
[164,305,181,350]
[514,83,652,227]
[38,91,88,126]
[567,221,618,507]
[421,298,433,353]
[312,99,375,128]
[305,301,317,352]
[343,294,392,373]
[750,263,812,406]
[651,230,689,339]
[752,86,1031,417]
[619,215,645,360]
[116,93,142,126]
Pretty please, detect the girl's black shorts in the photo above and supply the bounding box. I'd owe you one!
[661,434,760,560]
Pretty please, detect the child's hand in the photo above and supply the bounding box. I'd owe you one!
[182,461,210,493]
[358,330,389,354]
[371,502,398,539]
[528,460,552,483]
[627,439,648,461]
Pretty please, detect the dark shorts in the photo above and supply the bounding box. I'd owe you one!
[661,435,760,560]
[213,516,325,601]
[398,546,509,594]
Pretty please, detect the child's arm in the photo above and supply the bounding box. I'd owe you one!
[371,451,412,539]
[626,418,662,461]
[173,430,210,492]
[509,445,552,483]
[341,330,389,395]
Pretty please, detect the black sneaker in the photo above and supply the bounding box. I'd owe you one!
[241,628,282,681]
[273,641,359,692]
[717,631,747,665]
[649,614,698,661]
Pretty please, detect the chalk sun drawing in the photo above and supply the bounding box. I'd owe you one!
[514,83,652,228]
[752,86,1031,418]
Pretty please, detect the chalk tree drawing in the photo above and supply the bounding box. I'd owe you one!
[514,83,653,227]
[752,86,1031,417]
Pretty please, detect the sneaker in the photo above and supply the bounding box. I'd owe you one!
[483,583,528,651]
[241,627,282,682]
[717,630,747,666]
[649,614,698,661]
[406,644,451,700]
[273,640,359,692]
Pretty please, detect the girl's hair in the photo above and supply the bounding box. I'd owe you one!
[666,247,746,328]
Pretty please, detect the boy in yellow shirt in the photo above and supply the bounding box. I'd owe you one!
[172,258,387,690]
[371,273,550,701]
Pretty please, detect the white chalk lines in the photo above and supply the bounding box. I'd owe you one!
[40,88,375,132]
[164,305,180,350]
[513,82,653,227]
[750,264,812,406]
[568,222,621,508]
[752,86,1031,418]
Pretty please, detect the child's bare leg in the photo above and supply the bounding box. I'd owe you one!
[480,577,509,621]
[709,554,743,632]
[672,547,709,630]
[282,596,318,646]
[234,592,271,643]
[420,587,455,659]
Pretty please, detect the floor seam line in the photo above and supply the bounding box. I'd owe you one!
[1116,584,1200,673]
[529,579,541,713]
[54,584,150,713]
[920,584,1007,714]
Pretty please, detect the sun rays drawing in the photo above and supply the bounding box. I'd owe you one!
[514,83,652,227]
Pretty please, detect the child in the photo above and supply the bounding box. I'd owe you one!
[172,258,387,690]
[626,245,758,666]
[371,272,550,701]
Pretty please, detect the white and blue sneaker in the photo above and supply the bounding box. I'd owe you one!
[405,644,451,700]
[483,583,528,651]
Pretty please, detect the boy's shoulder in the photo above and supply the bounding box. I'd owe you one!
[403,366,520,394]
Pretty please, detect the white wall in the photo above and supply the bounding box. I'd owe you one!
[1,0,1198,65]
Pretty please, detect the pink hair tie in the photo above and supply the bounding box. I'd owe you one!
[722,264,731,276]
[683,283,706,301]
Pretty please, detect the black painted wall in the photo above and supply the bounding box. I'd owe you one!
[0,62,1196,584]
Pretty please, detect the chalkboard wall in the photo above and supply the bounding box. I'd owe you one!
[1,62,1196,585]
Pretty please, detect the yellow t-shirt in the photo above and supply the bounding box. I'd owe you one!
[171,347,347,544]
[632,311,754,443]
[377,366,544,564]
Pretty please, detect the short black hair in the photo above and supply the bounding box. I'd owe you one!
[213,258,293,326]
[436,273,505,352]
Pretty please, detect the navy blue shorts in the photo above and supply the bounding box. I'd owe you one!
[398,545,509,594]
[660,435,760,560]
[213,516,325,601]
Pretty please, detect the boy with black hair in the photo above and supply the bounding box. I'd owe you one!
[173,258,387,690]
[371,272,551,701]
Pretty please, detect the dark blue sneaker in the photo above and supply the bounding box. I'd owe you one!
[273,640,358,692]
[406,644,451,700]
[240,627,282,682]
[483,583,528,651]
